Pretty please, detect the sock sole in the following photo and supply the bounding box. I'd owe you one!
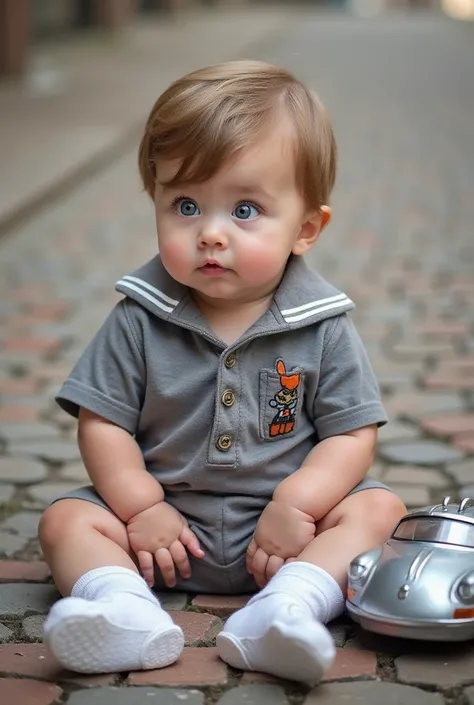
[45,610,184,674]
[216,620,333,685]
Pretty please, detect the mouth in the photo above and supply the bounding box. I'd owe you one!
[198,261,229,276]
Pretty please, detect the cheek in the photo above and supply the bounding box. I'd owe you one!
[158,236,191,276]
[236,235,290,278]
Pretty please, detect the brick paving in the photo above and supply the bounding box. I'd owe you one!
[0,5,474,705]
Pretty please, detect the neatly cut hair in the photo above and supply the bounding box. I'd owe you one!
[138,60,337,210]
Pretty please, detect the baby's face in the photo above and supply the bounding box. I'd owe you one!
[153,125,318,307]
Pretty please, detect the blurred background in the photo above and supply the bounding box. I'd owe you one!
[0,0,473,557]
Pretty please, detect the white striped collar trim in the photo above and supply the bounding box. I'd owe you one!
[282,294,353,323]
[116,275,179,314]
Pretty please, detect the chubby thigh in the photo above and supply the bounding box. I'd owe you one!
[50,485,262,594]
[50,476,392,593]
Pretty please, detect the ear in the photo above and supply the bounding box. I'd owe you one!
[292,205,332,256]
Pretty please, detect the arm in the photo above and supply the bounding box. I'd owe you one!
[272,424,377,520]
[78,407,164,522]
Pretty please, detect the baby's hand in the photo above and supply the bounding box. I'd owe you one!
[246,500,316,587]
[127,501,204,588]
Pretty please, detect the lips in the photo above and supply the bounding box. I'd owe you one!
[198,262,228,276]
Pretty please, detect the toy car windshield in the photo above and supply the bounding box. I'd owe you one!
[393,516,474,548]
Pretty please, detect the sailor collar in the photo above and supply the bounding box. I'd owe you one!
[115,254,354,337]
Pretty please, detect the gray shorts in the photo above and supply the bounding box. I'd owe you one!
[52,476,393,594]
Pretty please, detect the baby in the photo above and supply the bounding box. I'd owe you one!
[39,60,406,684]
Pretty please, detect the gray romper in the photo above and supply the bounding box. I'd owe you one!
[55,254,391,594]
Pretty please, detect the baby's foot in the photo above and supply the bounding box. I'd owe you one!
[216,593,335,684]
[44,592,184,673]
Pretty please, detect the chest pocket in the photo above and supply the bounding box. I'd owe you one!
[259,359,305,441]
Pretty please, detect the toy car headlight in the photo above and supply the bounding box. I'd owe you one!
[349,547,382,584]
[457,572,474,603]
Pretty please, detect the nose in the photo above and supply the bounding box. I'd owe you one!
[197,218,228,249]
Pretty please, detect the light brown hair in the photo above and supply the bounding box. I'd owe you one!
[138,60,337,210]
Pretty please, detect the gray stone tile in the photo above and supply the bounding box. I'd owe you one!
[304,681,443,704]
[218,685,289,705]
[7,439,81,463]
[156,592,188,611]
[0,511,41,539]
[0,423,61,443]
[0,531,27,557]
[22,613,46,641]
[59,461,89,482]
[0,457,48,484]
[448,459,474,485]
[26,481,85,507]
[389,485,431,508]
[68,688,205,705]
[378,441,465,466]
[0,583,59,618]
[378,421,421,443]
[396,646,474,687]
[0,484,15,503]
[383,466,449,488]
[0,622,13,643]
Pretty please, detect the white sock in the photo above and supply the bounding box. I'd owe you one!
[217,562,344,684]
[44,566,184,673]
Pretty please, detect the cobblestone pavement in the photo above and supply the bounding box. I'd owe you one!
[1,7,474,705]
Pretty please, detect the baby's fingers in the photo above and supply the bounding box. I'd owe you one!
[137,550,155,587]
[155,547,177,588]
[169,540,192,580]
[246,537,258,574]
[179,525,204,559]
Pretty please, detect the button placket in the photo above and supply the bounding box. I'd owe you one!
[209,351,240,463]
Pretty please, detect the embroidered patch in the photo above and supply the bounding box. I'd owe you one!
[268,359,302,437]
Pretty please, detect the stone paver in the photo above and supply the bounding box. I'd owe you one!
[378,440,465,466]
[0,583,59,618]
[0,484,14,503]
[22,613,45,641]
[303,682,444,704]
[0,423,61,443]
[0,457,48,484]
[0,560,50,582]
[396,647,474,687]
[67,688,205,705]
[0,623,13,642]
[127,648,228,687]
[7,439,81,463]
[191,595,250,617]
[217,685,289,704]
[322,648,377,682]
[383,466,449,488]
[26,481,85,507]
[0,511,42,539]
[172,611,221,646]
[0,6,473,704]
[0,679,62,705]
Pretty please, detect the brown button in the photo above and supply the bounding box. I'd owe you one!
[216,434,232,451]
[224,353,236,369]
[221,389,235,407]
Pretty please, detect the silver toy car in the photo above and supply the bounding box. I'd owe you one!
[347,496,474,641]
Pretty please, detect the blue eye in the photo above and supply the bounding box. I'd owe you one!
[176,199,200,216]
[232,203,259,220]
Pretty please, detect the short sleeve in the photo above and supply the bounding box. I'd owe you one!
[313,314,387,439]
[55,299,145,434]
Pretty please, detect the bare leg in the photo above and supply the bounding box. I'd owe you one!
[217,490,406,684]
[298,489,407,588]
[39,499,137,595]
[39,499,183,673]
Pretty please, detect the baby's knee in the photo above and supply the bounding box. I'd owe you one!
[38,499,102,549]
[362,490,406,540]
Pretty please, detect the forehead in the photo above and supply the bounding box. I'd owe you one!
[155,124,299,195]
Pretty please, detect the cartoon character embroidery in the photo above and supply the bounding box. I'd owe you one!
[269,359,302,437]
